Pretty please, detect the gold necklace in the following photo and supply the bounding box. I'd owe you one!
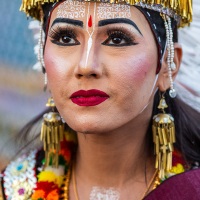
[60,164,72,200]
[64,164,159,200]
[140,169,159,199]
[73,163,79,200]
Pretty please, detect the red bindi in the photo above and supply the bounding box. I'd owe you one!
[88,15,92,27]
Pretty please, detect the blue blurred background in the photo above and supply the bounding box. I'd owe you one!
[0,1,35,68]
[0,0,47,167]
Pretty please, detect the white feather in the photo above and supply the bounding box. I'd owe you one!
[176,0,200,111]
[29,20,44,72]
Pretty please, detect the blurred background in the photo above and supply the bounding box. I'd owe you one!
[0,0,47,169]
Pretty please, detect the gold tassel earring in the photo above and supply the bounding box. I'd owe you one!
[152,93,176,179]
[41,97,65,168]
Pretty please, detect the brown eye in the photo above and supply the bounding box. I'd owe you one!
[102,30,137,47]
[60,36,75,44]
[111,37,123,45]
[48,26,80,46]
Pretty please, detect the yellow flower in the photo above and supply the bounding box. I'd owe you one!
[38,171,64,187]
[169,163,185,174]
[31,189,45,199]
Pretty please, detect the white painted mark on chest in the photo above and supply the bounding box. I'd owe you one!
[90,187,120,200]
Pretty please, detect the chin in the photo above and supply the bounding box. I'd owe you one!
[65,116,115,134]
[65,117,100,133]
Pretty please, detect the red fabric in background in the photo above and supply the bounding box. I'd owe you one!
[145,169,200,200]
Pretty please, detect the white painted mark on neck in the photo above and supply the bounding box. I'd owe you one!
[90,187,120,200]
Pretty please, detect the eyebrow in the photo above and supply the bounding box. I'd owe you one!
[51,18,83,27]
[98,18,143,35]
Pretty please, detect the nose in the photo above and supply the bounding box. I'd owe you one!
[74,41,102,79]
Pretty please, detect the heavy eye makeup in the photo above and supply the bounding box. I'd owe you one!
[102,27,138,47]
[48,25,80,46]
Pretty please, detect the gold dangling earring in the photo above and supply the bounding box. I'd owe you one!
[40,97,65,168]
[152,92,176,180]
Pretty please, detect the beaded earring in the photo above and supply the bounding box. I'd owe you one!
[152,92,176,179]
[37,9,66,167]
[152,15,177,179]
[163,15,177,98]
[37,9,47,90]
[41,97,65,168]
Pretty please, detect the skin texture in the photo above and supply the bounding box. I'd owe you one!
[44,1,182,199]
[45,3,158,134]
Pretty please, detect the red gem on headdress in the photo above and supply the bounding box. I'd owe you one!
[88,15,92,27]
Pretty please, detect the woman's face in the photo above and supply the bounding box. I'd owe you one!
[44,1,158,133]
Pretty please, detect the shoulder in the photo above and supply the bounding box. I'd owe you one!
[1,149,44,200]
[145,168,200,200]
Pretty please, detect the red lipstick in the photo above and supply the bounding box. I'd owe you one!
[70,89,109,106]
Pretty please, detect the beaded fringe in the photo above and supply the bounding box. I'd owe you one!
[152,113,176,179]
[20,0,192,27]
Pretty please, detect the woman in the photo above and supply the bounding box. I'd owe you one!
[1,0,200,199]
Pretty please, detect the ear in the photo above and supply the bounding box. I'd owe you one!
[157,43,182,92]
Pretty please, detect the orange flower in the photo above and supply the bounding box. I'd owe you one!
[31,189,45,199]
[47,189,59,200]
[60,148,71,162]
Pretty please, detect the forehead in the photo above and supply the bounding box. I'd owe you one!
[51,0,134,21]
[48,0,151,38]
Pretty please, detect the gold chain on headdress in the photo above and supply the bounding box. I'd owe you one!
[20,0,192,27]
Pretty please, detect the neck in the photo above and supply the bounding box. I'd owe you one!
[75,117,154,187]
[69,104,157,200]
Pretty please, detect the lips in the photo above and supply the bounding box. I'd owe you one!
[70,89,109,106]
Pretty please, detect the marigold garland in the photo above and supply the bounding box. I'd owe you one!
[3,133,186,200]
[31,139,77,200]
[31,141,187,199]
[37,171,64,187]
[164,150,188,181]
[47,189,60,200]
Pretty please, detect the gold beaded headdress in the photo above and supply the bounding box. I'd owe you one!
[20,0,192,27]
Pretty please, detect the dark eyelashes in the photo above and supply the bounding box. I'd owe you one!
[108,30,133,43]
[107,28,131,38]
[48,26,75,39]
[48,25,138,47]
[48,25,79,46]
[102,27,138,46]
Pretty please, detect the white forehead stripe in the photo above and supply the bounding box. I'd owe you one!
[97,3,131,19]
[57,0,86,19]
[85,2,96,67]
